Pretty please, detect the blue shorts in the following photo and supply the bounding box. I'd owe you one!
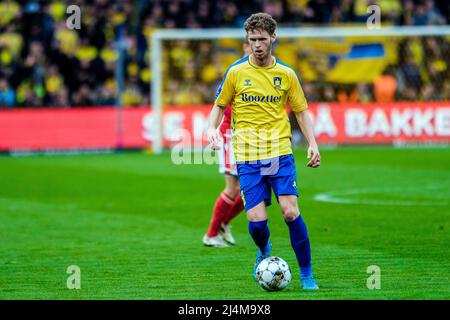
[236,154,299,212]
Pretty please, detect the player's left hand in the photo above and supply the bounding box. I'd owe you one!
[306,145,320,168]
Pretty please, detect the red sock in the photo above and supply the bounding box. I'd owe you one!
[223,195,244,225]
[206,192,234,237]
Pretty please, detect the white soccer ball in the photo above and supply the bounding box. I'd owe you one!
[255,256,292,291]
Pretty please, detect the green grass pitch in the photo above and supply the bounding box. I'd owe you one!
[0,147,448,300]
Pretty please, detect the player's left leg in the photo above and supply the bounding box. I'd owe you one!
[278,195,318,290]
[268,154,318,290]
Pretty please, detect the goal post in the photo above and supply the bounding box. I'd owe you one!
[150,25,450,153]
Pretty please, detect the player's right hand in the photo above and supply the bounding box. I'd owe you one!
[306,145,320,168]
[206,127,222,150]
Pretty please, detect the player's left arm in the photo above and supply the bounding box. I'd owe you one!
[288,72,320,168]
[294,111,320,168]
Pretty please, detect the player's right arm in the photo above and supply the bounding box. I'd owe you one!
[206,66,236,150]
[206,104,225,150]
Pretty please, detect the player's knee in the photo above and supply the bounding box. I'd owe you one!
[280,204,298,222]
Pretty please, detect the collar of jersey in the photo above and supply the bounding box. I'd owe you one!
[248,54,277,69]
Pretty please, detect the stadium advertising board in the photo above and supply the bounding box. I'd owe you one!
[0,102,449,152]
[307,102,450,145]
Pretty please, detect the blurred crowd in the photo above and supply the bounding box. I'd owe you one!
[0,0,449,109]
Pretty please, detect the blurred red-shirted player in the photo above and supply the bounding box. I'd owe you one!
[203,43,250,247]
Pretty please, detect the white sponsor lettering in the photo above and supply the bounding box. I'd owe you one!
[368,108,390,137]
[312,105,337,137]
[345,109,367,137]
[413,108,434,136]
[192,112,210,142]
[435,108,450,136]
[142,112,184,142]
[391,108,413,136]
[164,112,185,141]
[344,107,450,138]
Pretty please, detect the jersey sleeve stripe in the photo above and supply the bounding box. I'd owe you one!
[276,58,302,83]
[214,56,249,100]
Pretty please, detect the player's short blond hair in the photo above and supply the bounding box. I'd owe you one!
[244,13,277,36]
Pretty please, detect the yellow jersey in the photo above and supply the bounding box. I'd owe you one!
[215,54,308,161]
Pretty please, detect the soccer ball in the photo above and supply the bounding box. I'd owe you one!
[255,256,292,291]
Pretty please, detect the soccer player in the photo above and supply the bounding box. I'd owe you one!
[206,13,321,290]
[203,43,251,248]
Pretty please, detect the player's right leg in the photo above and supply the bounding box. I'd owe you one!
[237,161,272,279]
[247,201,272,279]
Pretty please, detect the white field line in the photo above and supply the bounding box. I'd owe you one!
[314,185,449,206]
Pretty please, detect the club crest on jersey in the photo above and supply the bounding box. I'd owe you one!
[273,77,282,89]
[244,79,252,86]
